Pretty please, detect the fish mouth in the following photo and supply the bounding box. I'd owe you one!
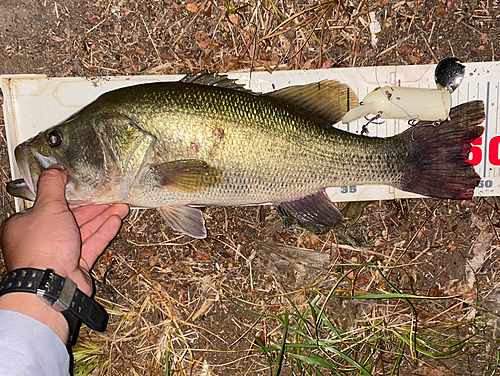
[6,178,36,201]
[14,142,37,197]
[13,142,58,198]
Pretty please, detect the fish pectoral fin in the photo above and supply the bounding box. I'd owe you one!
[157,205,207,238]
[277,190,344,232]
[266,81,360,125]
[152,159,221,192]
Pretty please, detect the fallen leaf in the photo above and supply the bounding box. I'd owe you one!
[437,7,446,17]
[140,249,155,259]
[195,33,220,51]
[135,48,146,56]
[172,3,183,12]
[398,44,414,55]
[50,35,65,42]
[192,295,215,320]
[482,33,489,44]
[149,255,159,267]
[411,365,453,376]
[428,284,440,297]
[380,0,390,4]
[356,274,372,286]
[228,13,239,25]
[408,52,422,64]
[196,251,211,261]
[322,58,332,69]
[186,3,199,13]
[102,250,113,267]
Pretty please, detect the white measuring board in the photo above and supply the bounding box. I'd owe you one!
[1,62,499,211]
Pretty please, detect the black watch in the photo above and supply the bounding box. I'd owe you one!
[0,268,108,346]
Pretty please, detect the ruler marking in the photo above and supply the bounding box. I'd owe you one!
[484,82,490,178]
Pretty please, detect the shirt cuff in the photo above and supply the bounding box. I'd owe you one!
[0,310,69,376]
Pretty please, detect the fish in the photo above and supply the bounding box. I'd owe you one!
[7,73,485,238]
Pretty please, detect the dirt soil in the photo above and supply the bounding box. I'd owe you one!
[1,1,500,375]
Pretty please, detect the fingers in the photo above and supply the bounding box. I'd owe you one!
[34,168,68,211]
[80,215,123,271]
[76,204,129,242]
[71,204,112,226]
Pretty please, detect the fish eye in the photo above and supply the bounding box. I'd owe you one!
[48,130,63,147]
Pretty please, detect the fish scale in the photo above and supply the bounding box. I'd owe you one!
[115,84,403,206]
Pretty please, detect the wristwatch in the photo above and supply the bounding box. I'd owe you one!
[0,268,108,346]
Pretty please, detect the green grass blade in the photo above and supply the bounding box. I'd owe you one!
[274,313,289,376]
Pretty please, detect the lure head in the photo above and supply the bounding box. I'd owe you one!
[435,57,465,93]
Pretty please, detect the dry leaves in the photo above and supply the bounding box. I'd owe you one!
[186,3,199,13]
[411,365,453,376]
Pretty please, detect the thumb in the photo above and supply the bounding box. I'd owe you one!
[34,167,69,210]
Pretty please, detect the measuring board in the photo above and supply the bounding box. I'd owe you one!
[2,62,499,211]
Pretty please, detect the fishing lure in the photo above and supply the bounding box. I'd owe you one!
[341,58,466,126]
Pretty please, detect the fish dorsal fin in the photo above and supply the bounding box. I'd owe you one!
[180,71,253,94]
[151,159,221,192]
[277,190,344,232]
[266,80,360,125]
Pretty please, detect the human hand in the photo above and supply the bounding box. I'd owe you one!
[0,168,128,342]
[1,167,129,296]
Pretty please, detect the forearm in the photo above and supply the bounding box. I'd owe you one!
[0,309,70,376]
[0,293,69,343]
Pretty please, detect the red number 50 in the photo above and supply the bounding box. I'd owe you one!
[468,136,500,166]
[468,137,483,166]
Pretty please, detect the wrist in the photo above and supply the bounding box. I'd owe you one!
[0,292,69,343]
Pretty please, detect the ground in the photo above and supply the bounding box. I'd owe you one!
[1,0,500,375]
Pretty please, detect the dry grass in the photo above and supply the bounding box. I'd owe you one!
[2,0,500,375]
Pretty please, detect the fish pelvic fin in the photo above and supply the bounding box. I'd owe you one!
[277,190,344,233]
[157,205,207,238]
[397,100,485,200]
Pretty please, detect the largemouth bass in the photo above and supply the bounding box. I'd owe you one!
[7,73,485,238]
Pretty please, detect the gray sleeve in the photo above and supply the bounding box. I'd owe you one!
[0,310,70,376]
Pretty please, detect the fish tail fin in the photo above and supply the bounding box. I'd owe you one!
[397,100,485,200]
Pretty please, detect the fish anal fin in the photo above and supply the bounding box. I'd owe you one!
[152,159,221,192]
[266,80,360,125]
[277,190,344,233]
[157,205,207,238]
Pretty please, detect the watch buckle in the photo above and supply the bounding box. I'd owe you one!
[36,268,77,311]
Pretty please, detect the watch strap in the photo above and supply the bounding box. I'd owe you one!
[62,310,82,347]
[0,268,108,333]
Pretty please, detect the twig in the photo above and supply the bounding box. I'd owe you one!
[86,0,113,34]
[141,14,162,64]
[421,35,438,63]
[173,0,209,48]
